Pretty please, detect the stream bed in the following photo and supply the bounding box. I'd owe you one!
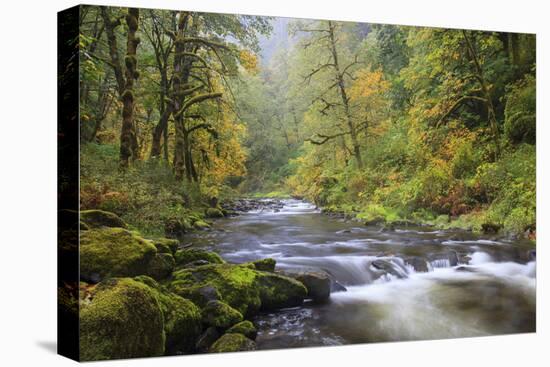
[186,199,536,349]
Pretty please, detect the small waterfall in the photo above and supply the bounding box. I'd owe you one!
[430,258,451,269]
[278,255,413,286]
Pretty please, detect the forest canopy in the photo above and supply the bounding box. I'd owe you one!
[78,6,536,237]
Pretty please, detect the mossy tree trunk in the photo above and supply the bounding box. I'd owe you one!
[169,12,223,182]
[100,7,141,169]
[120,8,141,168]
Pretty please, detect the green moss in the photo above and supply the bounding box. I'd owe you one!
[79,278,165,361]
[80,227,157,282]
[174,249,225,267]
[205,207,224,218]
[226,321,257,340]
[134,276,202,354]
[152,238,179,255]
[169,283,221,307]
[201,300,243,329]
[170,263,306,315]
[145,253,175,280]
[193,220,211,229]
[80,209,127,229]
[255,272,307,310]
[171,264,261,316]
[209,333,256,353]
[247,258,276,272]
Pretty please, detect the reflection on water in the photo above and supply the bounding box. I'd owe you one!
[187,199,536,349]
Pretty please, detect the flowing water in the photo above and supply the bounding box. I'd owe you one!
[187,199,536,349]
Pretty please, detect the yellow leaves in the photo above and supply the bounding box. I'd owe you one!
[349,68,390,102]
[239,50,259,74]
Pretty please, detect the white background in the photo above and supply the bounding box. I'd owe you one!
[0,0,547,365]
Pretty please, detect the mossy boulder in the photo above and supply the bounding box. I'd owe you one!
[194,220,211,229]
[255,272,308,310]
[248,258,276,272]
[170,284,221,307]
[283,270,331,303]
[175,249,225,267]
[79,278,165,361]
[195,326,221,352]
[170,263,307,315]
[164,218,187,239]
[145,253,175,280]
[152,238,179,255]
[134,276,202,354]
[80,209,127,229]
[209,333,256,353]
[205,207,224,218]
[170,264,261,316]
[201,300,243,329]
[226,320,257,340]
[80,227,157,283]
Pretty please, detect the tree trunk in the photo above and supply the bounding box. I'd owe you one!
[119,8,140,168]
[150,107,171,158]
[463,30,500,160]
[327,21,363,169]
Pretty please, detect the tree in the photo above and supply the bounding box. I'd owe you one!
[295,20,365,168]
[100,7,141,168]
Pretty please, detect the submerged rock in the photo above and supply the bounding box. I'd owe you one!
[371,259,408,279]
[405,257,430,273]
[330,280,347,293]
[80,209,127,229]
[80,227,157,283]
[209,333,256,353]
[79,278,165,361]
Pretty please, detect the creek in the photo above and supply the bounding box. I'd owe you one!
[187,199,536,349]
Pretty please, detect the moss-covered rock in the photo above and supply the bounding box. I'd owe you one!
[164,218,187,239]
[194,220,211,229]
[80,209,127,229]
[152,238,179,255]
[248,258,276,272]
[80,227,157,283]
[284,270,331,303]
[79,278,165,361]
[175,249,225,267]
[145,253,175,280]
[170,284,221,307]
[195,326,221,353]
[209,333,256,353]
[255,272,308,310]
[134,276,202,354]
[170,263,307,315]
[170,264,261,316]
[226,320,257,340]
[205,207,224,218]
[201,300,243,329]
